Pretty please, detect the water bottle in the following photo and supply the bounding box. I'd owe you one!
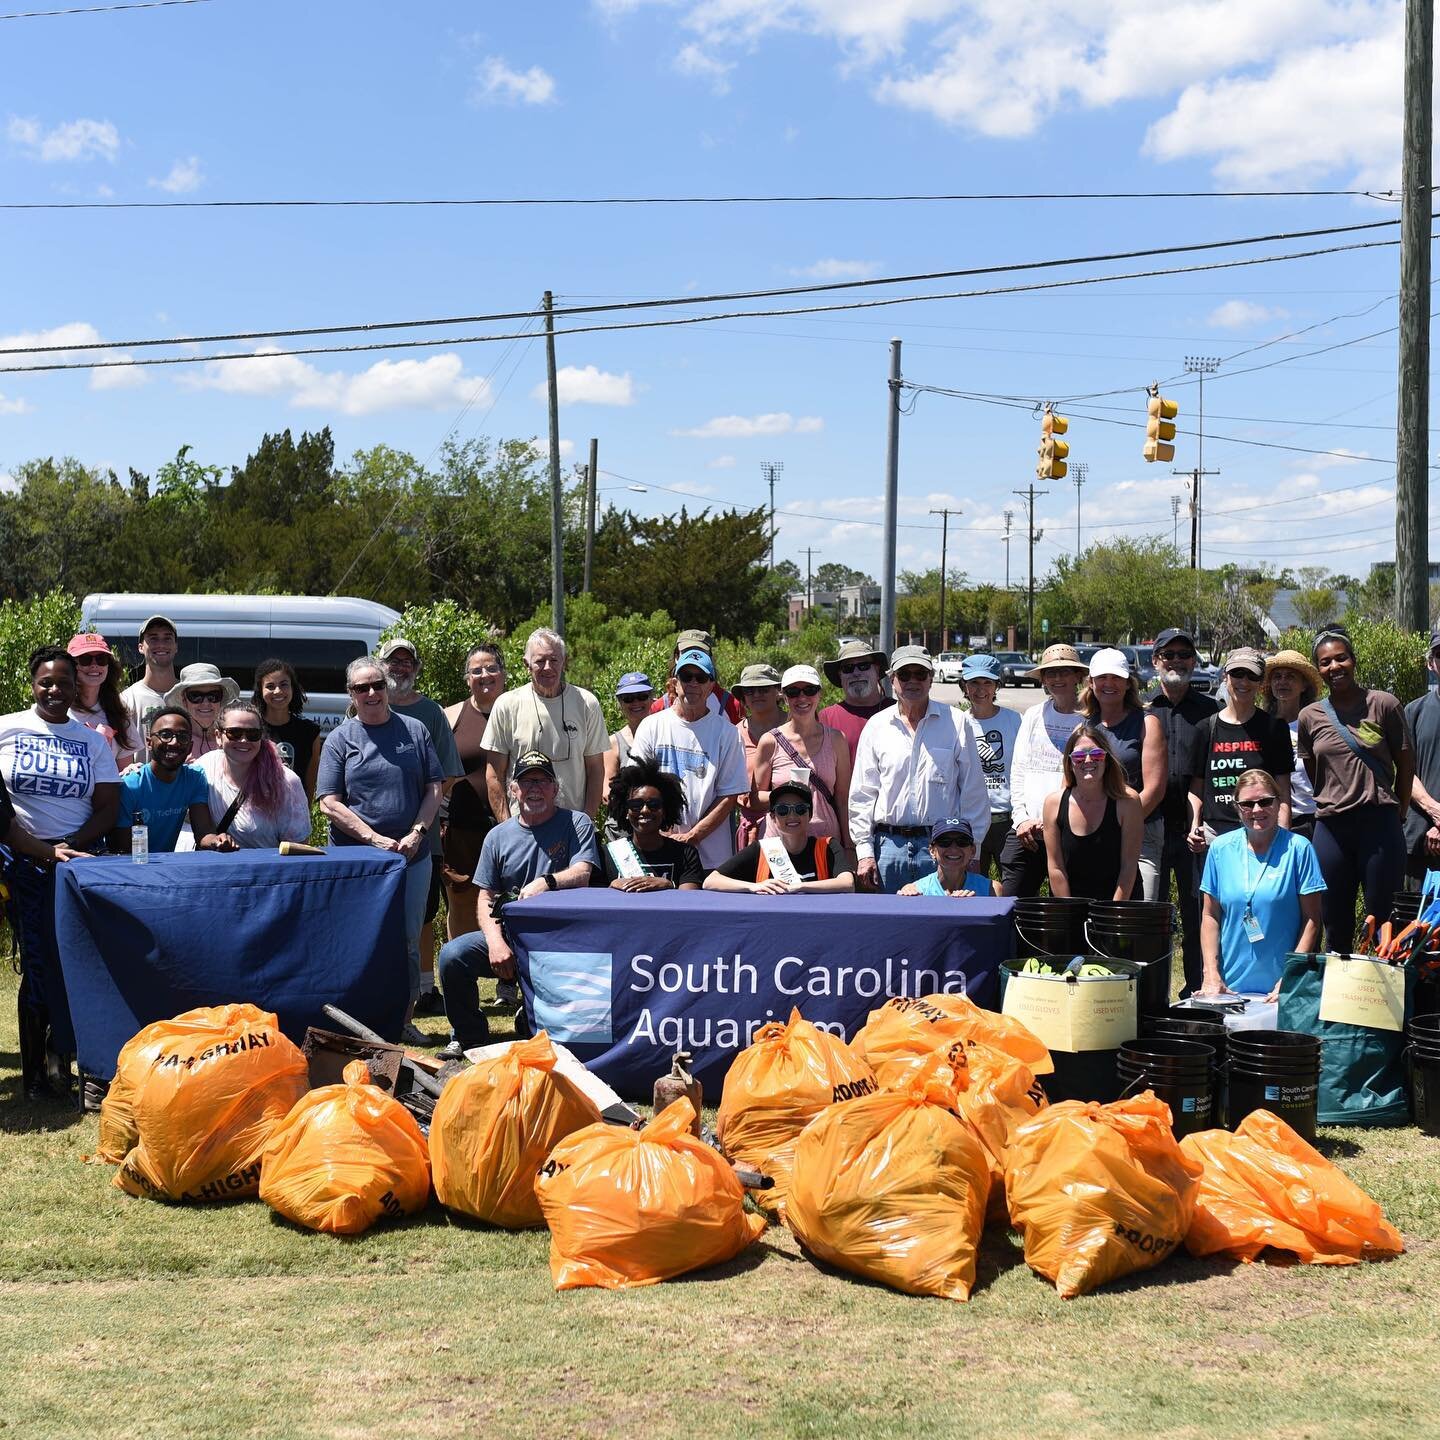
[131,812,149,865]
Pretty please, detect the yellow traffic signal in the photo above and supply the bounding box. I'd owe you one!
[1037,407,1069,479]
[1145,390,1178,463]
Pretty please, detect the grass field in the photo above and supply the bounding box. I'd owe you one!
[1,964,1436,1440]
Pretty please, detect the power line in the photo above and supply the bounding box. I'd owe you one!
[0,0,206,15]
[0,215,1416,360]
[0,234,1413,378]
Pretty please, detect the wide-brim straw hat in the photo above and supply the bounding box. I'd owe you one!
[1025,643,1084,679]
[1265,649,1322,694]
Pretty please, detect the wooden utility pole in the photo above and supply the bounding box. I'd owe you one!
[803,546,817,618]
[583,437,598,594]
[760,460,784,570]
[543,291,565,638]
[1013,485,1046,652]
[929,506,961,649]
[880,339,902,655]
[1396,0,1433,632]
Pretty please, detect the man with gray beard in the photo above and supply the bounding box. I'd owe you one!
[819,640,894,764]
[1146,626,1219,998]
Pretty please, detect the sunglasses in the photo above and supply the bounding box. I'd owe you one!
[1227,670,1263,683]
[620,691,655,704]
[150,729,192,745]
[1071,747,1108,764]
[771,802,811,817]
[625,796,665,812]
[223,727,263,741]
[934,835,972,848]
[1237,796,1277,811]
[839,662,874,675]
[783,685,820,698]
[895,668,930,682]
[186,690,224,704]
[677,670,710,684]
[1156,650,1195,663]
[75,654,110,667]
[349,680,387,694]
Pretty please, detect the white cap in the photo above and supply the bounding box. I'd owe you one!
[1088,647,1130,680]
[780,664,822,689]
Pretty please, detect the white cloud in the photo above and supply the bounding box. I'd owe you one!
[182,348,492,416]
[472,56,557,105]
[672,411,823,437]
[89,357,148,391]
[0,321,147,390]
[6,115,119,163]
[674,42,734,93]
[707,454,737,468]
[0,393,33,416]
[0,471,17,492]
[531,364,637,406]
[148,156,204,194]
[789,257,881,280]
[1207,300,1289,329]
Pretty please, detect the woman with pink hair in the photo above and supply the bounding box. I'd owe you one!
[196,701,312,848]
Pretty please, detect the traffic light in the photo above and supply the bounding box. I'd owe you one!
[1036,405,1069,479]
[1145,388,1178,463]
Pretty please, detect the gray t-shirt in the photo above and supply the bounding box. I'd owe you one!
[474,809,601,892]
[392,693,463,855]
[316,712,442,864]
[121,678,171,763]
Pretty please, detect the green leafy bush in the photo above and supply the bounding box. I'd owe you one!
[0,589,83,714]
[1274,617,1429,702]
[379,600,502,707]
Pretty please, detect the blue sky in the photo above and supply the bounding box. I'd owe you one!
[0,0,1421,590]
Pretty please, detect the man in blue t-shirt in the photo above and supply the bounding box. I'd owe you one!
[436,750,600,1056]
[108,707,232,854]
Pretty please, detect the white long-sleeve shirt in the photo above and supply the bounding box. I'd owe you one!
[1009,701,1085,827]
[849,701,990,860]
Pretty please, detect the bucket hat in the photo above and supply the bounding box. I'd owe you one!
[732,663,781,692]
[164,662,240,710]
[822,639,887,685]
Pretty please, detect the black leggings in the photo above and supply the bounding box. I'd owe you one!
[1312,806,1405,952]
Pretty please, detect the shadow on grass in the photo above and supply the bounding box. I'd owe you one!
[1310,1133,1364,1159]
[0,1055,85,1133]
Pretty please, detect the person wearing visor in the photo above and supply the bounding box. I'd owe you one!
[630,646,749,870]
[1002,643,1089,896]
[164,662,239,760]
[705,779,855,895]
[899,818,995,897]
[601,758,703,891]
[849,645,989,893]
[1042,724,1143,902]
[755,664,851,852]
[819,640,893,764]
[957,652,1020,882]
[603,670,656,803]
[1081,647,1166,898]
[109,706,230,855]
[731,663,784,849]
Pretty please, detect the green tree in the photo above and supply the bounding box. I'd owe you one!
[1293,585,1339,630]
[813,562,872,590]
[0,589,82,712]
[1047,537,1191,640]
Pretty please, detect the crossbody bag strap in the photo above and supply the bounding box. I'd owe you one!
[1321,696,1392,789]
[773,730,837,810]
[214,775,251,835]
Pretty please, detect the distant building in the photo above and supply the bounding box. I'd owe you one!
[787,582,882,632]
[1262,588,1350,640]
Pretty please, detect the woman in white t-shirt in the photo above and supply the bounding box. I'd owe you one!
[1262,649,1322,840]
[0,645,121,1100]
[196,702,312,849]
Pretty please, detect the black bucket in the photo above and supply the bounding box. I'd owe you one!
[1117,1036,1217,1138]
[1151,1002,1227,1026]
[1142,1016,1229,1126]
[1085,905,1174,1019]
[1392,890,1423,927]
[1227,1029,1322,1140]
[1012,897,1089,959]
[1408,1012,1440,1137]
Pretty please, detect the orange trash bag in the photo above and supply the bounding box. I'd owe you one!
[534,1096,766,1290]
[430,1031,601,1229]
[850,992,1053,1086]
[114,1005,309,1203]
[716,1007,877,1215]
[1181,1109,1405,1265]
[258,1061,431,1235]
[1006,1091,1203,1298]
[98,1004,269,1163]
[952,1039,1048,1223]
[785,1052,991,1301]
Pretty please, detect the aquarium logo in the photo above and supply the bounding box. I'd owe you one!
[526,951,614,1044]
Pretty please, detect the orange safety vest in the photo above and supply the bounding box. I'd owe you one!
[756,836,830,884]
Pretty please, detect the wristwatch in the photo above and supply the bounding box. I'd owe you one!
[543,873,558,891]
[412,822,429,836]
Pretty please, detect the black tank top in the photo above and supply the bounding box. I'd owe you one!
[1057,785,1122,901]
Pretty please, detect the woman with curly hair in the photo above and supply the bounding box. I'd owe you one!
[602,757,703,891]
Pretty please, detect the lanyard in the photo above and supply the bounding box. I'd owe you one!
[1240,838,1275,916]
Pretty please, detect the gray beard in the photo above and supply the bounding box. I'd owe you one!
[388,677,416,699]
[1157,672,1190,695]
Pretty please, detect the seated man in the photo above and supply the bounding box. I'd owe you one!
[703,780,855,896]
[436,750,599,1057]
[108,707,234,854]
[898,818,996,897]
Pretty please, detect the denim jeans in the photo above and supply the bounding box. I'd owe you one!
[876,832,932,894]
[402,857,431,1004]
[436,930,497,1050]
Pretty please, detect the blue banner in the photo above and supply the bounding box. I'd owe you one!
[506,890,1014,1100]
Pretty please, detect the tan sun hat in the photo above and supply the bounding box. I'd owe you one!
[1265,648,1322,694]
[1025,643,1084,679]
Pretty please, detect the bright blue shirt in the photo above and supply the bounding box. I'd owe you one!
[1200,827,1325,993]
[115,763,210,853]
[914,868,995,897]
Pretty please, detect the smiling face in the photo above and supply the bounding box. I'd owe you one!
[1226,668,1262,707]
[1235,778,1280,843]
[259,669,292,718]
[348,665,391,724]
[962,676,997,711]
[930,833,976,877]
[147,717,193,775]
[1266,666,1306,707]
[138,625,177,671]
[381,648,418,698]
[782,682,819,720]
[1068,739,1109,785]
[1089,672,1127,709]
[624,783,666,844]
[513,768,559,824]
[73,649,111,697]
[1153,641,1196,690]
[892,664,932,708]
[769,792,812,847]
[219,705,263,762]
[525,639,565,698]
[1044,667,1085,707]
[32,659,76,721]
[183,685,225,731]
[1315,640,1356,694]
[466,650,506,708]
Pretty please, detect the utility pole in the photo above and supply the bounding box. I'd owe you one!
[879,339,902,656]
[929,506,960,649]
[582,437,598,594]
[1171,494,1183,552]
[1183,355,1220,571]
[1003,508,1014,591]
[1396,0,1433,632]
[1174,464,1220,569]
[803,546,817,618]
[543,290,565,639]
[760,460,784,571]
[1013,485,1047,653]
[1070,461,1088,561]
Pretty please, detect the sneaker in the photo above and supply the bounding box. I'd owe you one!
[412,989,446,1018]
[438,1039,467,1062]
[400,1023,431,1047]
[495,979,520,1007]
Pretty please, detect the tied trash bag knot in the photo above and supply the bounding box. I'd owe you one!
[851,991,1053,1084]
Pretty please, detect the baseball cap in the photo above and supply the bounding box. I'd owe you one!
[614,671,654,697]
[675,647,716,678]
[769,779,813,808]
[1429,630,1440,654]
[513,749,556,780]
[780,664,822,690]
[888,644,934,674]
[67,632,114,661]
[1223,646,1267,678]
[1153,627,1197,652]
[674,628,715,654]
[377,637,419,664]
[961,653,1001,681]
[139,613,177,638]
[930,817,975,845]
[733,663,781,691]
[1088,647,1130,680]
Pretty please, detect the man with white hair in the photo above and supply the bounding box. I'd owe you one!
[482,627,607,821]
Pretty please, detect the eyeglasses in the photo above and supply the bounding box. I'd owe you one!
[1156,650,1195,663]
[625,796,665,812]
[1071,747,1108,763]
[783,685,820,698]
[677,670,709,684]
[349,680,387,694]
[186,690,223,704]
[1237,796,1277,810]
[771,802,811,817]
[839,662,874,675]
[223,727,262,741]
[467,666,504,678]
[150,729,191,745]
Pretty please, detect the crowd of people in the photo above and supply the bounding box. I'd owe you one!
[4,605,1439,1094]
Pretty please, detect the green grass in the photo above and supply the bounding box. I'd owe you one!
[1,965,1436,1440]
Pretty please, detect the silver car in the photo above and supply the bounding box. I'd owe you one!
[935,651,967,683]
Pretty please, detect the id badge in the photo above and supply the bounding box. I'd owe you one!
[1242,909,1266,944]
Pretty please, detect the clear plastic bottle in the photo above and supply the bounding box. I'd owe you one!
[131,812,149,865]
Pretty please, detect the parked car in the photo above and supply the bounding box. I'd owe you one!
[993,651,1036,687]
[1190,660,1221,696]
[1116,645,1157,693]
[935,651,966,683]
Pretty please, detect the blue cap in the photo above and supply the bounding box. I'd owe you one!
[961,653,1001,681]
[930,817,975,844]
[675,647,716,678]
[615,671,653,697]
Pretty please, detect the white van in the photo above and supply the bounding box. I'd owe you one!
[80,593,402,730]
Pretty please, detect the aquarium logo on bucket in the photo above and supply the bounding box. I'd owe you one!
[526,951,614,1044]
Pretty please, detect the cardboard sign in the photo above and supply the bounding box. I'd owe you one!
[1002,972,1138,1053]
[760,837,802,889]
[1318,954,1406,1033]
[606,838,647,880]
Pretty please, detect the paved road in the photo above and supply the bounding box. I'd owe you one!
[930,681,1045,714]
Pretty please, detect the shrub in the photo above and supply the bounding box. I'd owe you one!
[0,589,83,714]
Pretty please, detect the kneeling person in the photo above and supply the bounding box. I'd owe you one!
[899,818,995,897]
[436,751,599,1056]
[704,781,855,895]
[109,707,236,854]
